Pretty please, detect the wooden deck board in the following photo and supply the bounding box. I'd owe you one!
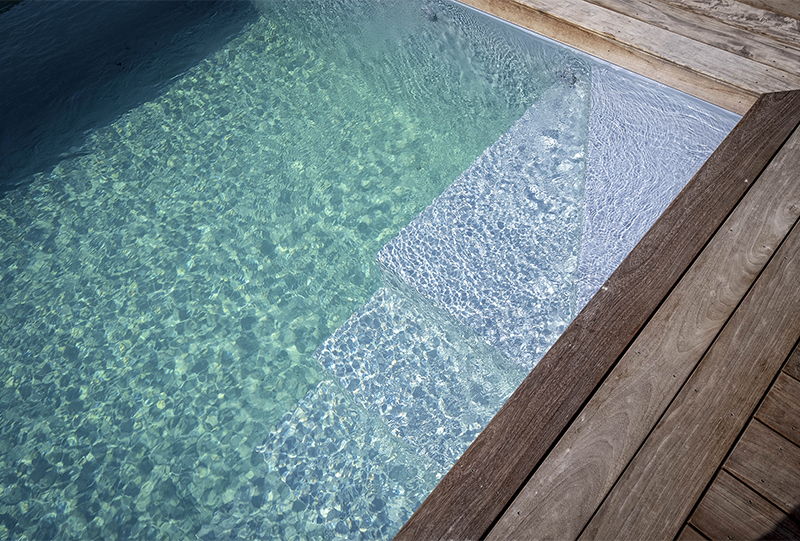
[784,345,800,381]
[579,216,800,540]
[394,90,800,541]
[756,372,800,447]
[685,355,800,540]
[677,524,708,541]
[664,0,800,47]
[511,0,800,94]
[582,0,800,76]
[725,420,800,521]
[689,469,800,541]
[485,119,800,541]
[738,0,800,20]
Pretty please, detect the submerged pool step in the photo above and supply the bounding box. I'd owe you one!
[254,379,439,540]
[314,285,524,470]
[245,284,524,539]
[201,377,439,541]
[377,76,591,368]
[575,65,741,310]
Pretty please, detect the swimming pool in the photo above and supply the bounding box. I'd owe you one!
[0,0,738,539]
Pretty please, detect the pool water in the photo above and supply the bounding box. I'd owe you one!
[0,0,594,539]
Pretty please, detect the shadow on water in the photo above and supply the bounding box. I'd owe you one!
[0,0,258,196]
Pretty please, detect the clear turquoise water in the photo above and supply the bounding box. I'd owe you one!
[0,0,577,538]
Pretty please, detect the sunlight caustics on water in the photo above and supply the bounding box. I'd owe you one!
[0,1,588,539]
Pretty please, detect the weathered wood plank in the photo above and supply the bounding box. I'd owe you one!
[665,0,800,47]
[725,420,800,520]
[785,345,800,381]
[486,121,800,541]
[579,217,800,540]
[738,0,800,20]
[582,0,800,76]
[677,524,708,541]
[689,469,800,541]
[393,91,800,541]
[511,0,800,92]
[757,371,800,447]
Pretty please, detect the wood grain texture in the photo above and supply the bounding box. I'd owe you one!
[665,0,800,47]
[677,524,708,541]
[689,470,800,541]
[725,420,800,520]
[509,0,800,92]
[757,372,800,447]
[486,122,800,541]
[458,0,757,113]
[738,0,800,20]
[392,91,800,541]
[785,346,800,381]
[583,0,800,76]
[580,218,800,540]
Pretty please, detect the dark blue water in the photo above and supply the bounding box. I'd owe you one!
[0,0,257,192]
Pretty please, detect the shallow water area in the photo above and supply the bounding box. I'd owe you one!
[0,0,577,539]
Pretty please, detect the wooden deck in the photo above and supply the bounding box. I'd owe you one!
[394,1,800,539]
